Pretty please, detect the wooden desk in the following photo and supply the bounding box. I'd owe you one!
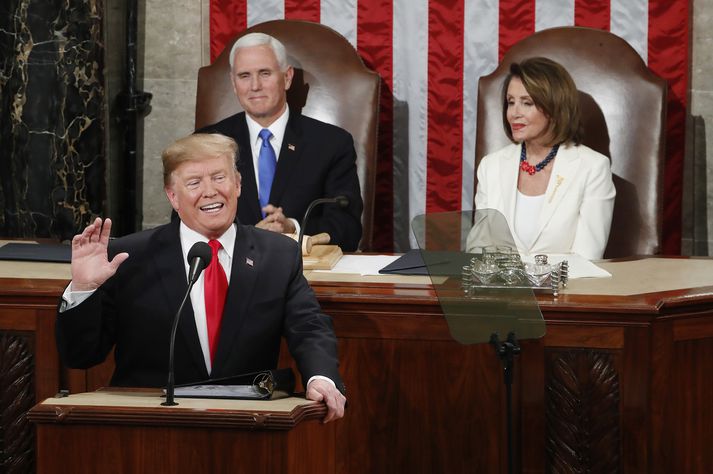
[28,390,332,473]
[2,257,713,473]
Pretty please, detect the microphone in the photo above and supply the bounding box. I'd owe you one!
[162,241,212,406]
[297,195,350,250]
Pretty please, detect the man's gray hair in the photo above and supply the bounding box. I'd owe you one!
[228,32,289,71]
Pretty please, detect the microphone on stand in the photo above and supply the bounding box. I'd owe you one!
[297,195,350,250]
[162,241,212,406]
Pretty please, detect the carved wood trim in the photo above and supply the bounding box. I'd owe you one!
[0,333,35,473]
[545,349,621,473]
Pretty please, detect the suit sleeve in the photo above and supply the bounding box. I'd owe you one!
[570,152,616,259]
[56,283,118,369]
[281,241,345,393]
[304,131,363,252]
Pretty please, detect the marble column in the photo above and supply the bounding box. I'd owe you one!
[0,0,106,241]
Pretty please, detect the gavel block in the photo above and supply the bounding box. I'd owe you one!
[282,232,342,270]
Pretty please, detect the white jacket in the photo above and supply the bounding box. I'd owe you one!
[470,142,616,260]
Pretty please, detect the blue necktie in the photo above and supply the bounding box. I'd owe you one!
[258,128,277,217]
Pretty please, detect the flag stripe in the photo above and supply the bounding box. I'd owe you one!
[209,0,689,252]
[425,0,465,213]
[574,0,610,30]
[462,0,499,210]
[393,0,429,248]
[247,0,283,27]
[499,0,535,60]
[610,0,648,62]
[285,0,320,22]
[357,0,395,250]
[648,0,689,254]
[536,0,574,31]
[209,0,246,61]
[321,0,357,47]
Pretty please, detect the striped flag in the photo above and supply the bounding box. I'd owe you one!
[210,0,688,253]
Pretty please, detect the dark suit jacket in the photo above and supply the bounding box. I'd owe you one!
[56,219,344,392]
[198,111,363,251]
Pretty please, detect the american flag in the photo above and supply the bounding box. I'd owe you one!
[209,0,688,253]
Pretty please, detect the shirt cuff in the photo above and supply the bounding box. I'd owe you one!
[306,375,336,390]
[59,283,95,313]
[289,217,301,236]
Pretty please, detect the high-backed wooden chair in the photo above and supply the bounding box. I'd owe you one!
[195,20,380,251]
[475,27,667,258]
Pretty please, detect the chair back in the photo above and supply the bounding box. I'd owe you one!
[196,20,380,250]
[475,27,667,257]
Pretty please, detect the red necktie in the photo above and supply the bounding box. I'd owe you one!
[204,239,228,364]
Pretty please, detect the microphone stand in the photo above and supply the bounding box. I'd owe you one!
[161,243,210,406]
[162,283,197,406]
[297,196,349,250]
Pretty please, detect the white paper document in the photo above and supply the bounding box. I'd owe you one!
[316,255,400,276]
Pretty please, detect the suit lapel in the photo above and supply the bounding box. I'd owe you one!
[234,113,262,222]
[269,112,304,206]
[211,224,259,377]
[501,145,524,249]
[532,144,581,242]
[152,220,209,379]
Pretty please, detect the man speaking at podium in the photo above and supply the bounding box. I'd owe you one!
[56,133,346,423]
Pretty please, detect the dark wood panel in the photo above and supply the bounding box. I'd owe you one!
[35,420,334,474]
[545,349,622,473]
[672,337,713,473]
[4,257,713,473]
[0,332,35,473]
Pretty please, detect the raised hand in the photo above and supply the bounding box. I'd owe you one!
[70,218,129,291]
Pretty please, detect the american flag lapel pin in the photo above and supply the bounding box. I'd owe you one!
[246,257,254,267]
[287,143,296,151]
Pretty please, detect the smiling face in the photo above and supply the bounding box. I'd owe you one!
[230,44,293,127]
[165,154,241,239]
[506,77,552,147]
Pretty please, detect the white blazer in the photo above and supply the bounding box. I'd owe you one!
[471,143,615,260]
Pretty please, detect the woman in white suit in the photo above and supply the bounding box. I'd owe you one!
[470,57,615,260]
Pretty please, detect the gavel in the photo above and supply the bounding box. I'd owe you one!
[284,232,331,255]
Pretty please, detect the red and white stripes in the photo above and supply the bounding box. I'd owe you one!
[210,0,688,252]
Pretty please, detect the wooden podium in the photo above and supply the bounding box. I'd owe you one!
[28,389,333,474]
[6,255,713,473]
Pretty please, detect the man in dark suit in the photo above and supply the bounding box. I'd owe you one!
[56,133,346,422]
[197,32,363,251]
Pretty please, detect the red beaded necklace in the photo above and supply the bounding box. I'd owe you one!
[519,143,560,175]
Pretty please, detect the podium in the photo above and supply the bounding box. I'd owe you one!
[28,389,334,474]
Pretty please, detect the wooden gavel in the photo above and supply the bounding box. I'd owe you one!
[284,232,331,255]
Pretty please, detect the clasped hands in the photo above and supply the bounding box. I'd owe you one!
[255,205,296,234]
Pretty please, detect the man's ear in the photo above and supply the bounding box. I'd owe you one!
[235,171,242,198]
[284,66,294,91]
[165,185,179,210]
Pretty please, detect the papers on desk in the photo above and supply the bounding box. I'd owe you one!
[521,253,611,279]
[320,253,610,279]
[317,255,401,276]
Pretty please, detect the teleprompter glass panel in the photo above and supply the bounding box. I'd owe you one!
[411,210,545,345]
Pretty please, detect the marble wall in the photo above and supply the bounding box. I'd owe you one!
[0,0,106,241]
[689,0,713,254]
[140,0,210,228]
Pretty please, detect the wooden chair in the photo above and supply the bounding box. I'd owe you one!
[195,20,380,251]
[475,27,667,258]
